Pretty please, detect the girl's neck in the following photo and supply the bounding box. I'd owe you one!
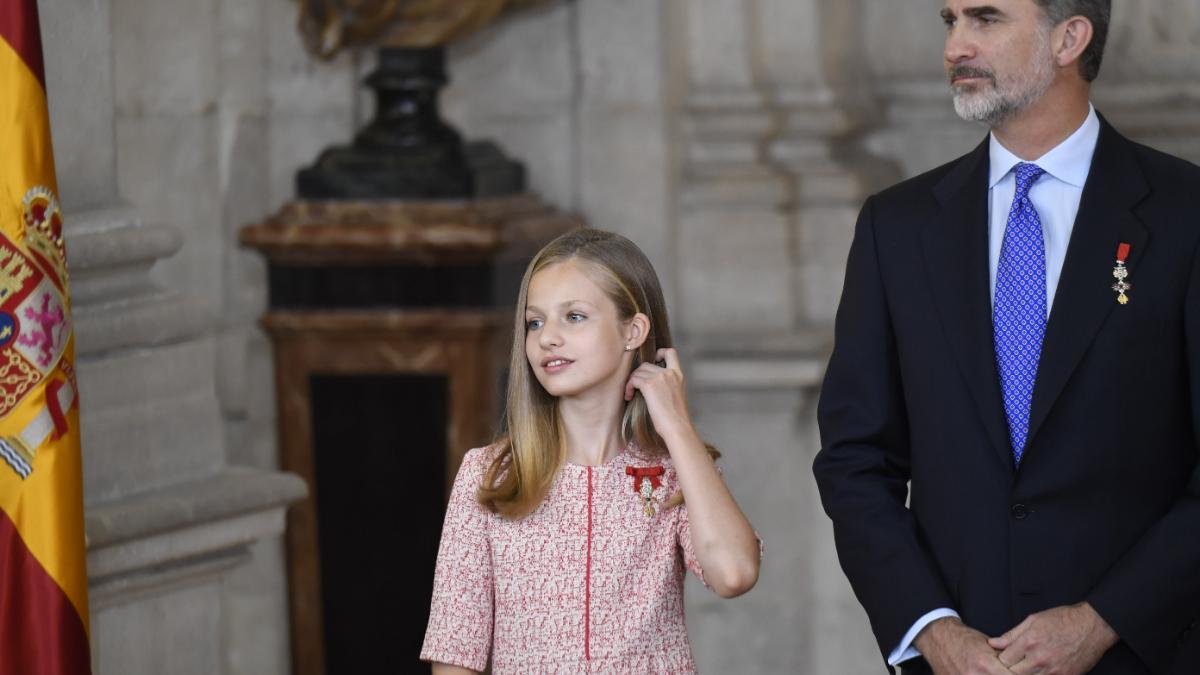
[558,391,626,466]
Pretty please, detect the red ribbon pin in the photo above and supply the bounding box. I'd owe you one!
[627,465,665,516]
[626,465,664,493]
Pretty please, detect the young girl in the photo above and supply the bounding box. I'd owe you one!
[420,229,761,674]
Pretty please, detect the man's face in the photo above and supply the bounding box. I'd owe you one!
[942,0,1057,126]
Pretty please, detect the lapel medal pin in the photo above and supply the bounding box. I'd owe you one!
[626,465,664,516]
[1112,242,1132,305]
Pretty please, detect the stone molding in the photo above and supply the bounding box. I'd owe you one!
[87,467,307,610]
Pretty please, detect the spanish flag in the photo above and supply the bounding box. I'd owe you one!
[0,1,92,673]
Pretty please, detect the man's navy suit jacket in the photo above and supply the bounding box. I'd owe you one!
[813,116,1200,674]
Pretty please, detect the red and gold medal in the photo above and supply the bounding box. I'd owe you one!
[626,465,664,516]
[1112,242,1132,305]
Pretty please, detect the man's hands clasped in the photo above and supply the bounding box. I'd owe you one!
[916,603,1118,675]
[987,603,1118,674]
[916,617,1011,675]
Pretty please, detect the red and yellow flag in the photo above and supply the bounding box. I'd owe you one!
[0,1,92,672]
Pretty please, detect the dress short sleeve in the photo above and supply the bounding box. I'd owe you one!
[677,502,710,586]
[420,447,496,671]
[676,465,764,592]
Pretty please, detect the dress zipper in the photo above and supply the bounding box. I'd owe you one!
[585,466,593,662]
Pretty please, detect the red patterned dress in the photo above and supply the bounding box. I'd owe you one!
[421,444,731,674]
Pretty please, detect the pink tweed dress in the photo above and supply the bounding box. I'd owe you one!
[420,444,725,674]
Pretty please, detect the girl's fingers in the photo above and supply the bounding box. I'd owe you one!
[625,367,661,401]
[626,360,680,401]
[656,348,681,372]
[625,371,649,400]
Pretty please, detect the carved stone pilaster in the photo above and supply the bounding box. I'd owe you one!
[40,0,307,672]
[679,87,797,336]
[65,206,306,674]
[673,1,882,673]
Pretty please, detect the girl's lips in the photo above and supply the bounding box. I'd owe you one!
[542,358,574,374]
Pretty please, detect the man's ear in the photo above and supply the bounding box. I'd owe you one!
[1054,15,1094,72]
[624,313,651,351]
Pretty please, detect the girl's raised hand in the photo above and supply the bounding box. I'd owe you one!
[624,348,696,441]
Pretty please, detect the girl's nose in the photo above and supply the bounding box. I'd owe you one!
[539,326,562,349]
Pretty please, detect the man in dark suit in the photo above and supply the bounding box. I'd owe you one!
[812,1,1200,673]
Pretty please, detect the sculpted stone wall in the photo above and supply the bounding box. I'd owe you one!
[44,0,1200,672]
[43,0,310,672]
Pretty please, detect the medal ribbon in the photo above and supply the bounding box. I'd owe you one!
[1113,242,1133,305]
[625,465,664,493]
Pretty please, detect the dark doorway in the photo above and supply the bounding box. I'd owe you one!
[310,374,447,674]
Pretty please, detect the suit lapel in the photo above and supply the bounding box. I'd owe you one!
[1024,118,1150,452]
[925,139,1016,471]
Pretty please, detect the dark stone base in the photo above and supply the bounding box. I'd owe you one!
[295,46,526,200]
[296,139,525,200]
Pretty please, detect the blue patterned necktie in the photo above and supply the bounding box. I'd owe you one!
[993,162,1047,465]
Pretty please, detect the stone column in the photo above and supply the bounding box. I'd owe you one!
[574,0,679,303]
[674,0,881,671]
[39,1,306,673]
[676,0,794,337]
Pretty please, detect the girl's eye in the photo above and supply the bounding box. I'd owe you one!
[526,318,543,330]
[567,312,586,322]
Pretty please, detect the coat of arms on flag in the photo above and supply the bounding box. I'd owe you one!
[0,186,76,480]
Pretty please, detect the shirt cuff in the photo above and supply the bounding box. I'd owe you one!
[887,608,961,666]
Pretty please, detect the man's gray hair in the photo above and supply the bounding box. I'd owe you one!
[1034,0,1112,82]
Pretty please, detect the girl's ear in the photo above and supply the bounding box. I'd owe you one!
[624,312,651,350]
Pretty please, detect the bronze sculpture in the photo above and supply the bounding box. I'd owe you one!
[299,0,549,58]
[292,0,548,199]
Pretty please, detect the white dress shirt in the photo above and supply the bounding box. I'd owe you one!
[888,104,1100,667]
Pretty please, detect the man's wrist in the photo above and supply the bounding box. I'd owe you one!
[913,615,963,655]
[1079,602,1119,649]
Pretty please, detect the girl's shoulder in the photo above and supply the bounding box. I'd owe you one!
[455,444,506,488]
[462,443,504,466]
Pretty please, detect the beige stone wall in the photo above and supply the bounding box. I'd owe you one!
[43,0,1200,672]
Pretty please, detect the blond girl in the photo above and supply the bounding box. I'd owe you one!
[420,229,761,674]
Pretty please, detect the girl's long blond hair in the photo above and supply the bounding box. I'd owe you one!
[478,229,716,518]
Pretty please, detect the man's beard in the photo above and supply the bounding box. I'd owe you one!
[950,30,1055,127]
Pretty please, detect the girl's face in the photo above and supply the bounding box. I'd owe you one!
[524,260,642,399]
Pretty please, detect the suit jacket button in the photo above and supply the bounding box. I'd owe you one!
[1011,503,1029,519]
